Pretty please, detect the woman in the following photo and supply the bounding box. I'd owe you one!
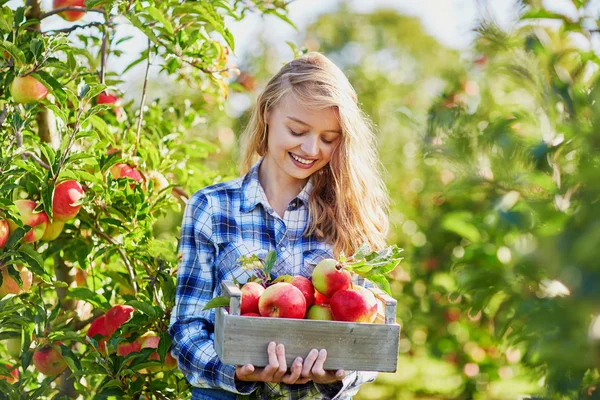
[169,52,390,399]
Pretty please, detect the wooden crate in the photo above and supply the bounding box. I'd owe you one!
[215,280,401,372]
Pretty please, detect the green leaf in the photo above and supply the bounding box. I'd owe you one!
[59,343,82,371]
[126,300,156,318]
[202,295,230,311]
[367,274,392,295]
[441,211,481,242]
[18,246,48,278]
[67,288,110,309]
[263,250,277,275]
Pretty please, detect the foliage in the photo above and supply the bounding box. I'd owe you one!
[0,0,292,399]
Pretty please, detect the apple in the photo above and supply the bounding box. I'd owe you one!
[110,164,144,188]
[116,339,141,357]
[86,315,108,352]
[33,342,67,376]
[330,285,378,323]
[104,304,135,336]
[314,290,330,305]
[97,92,122,118]
[258,282,306,319]
[8,200,49,243]
[306,304,333,321]
[0,265,33,297]
[53,0,85,22]
[41,220,64,241]
[6,337,22,358]
[75,268,87,287]
[290,275,314,310]
[139,332,177,371]
[10,76,48,104]
[240,281,265,315]
[0,220,8,248]
[311,258,351,298]
[146,171,169,192]
[0,363,18,384]
[53,180,84,221]
[241,312,261,317]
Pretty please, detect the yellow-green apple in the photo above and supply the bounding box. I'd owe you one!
[33,342,67,376]
[41,220,64,241]
[146,171,169,192]
[330,285,378,323]
[8,200,49,243]
[0,363,18,384]
[0,265,33,297]
[290,275,314,310]
[306,304,333,321]
[0,220,8,248]
[104,304,135,336]
[314,290,330,305]
[110,164,144,188]
[52,180,84,221]
[86,315,108,352]
[53,0,85,22]
[240,281,265,315]
[258,282,306,319]
[10,76,48,104]
[6,337,22,358]
[311,258,351,298]
[96,92,122,118]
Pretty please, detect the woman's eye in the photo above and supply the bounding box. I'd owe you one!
[288,129,304,136]
[322,138,334,144]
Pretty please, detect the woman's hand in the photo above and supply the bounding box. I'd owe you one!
[300,348,345,385]
[235,342,311,384]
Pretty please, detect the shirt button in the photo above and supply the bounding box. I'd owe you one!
[280,246,286,252]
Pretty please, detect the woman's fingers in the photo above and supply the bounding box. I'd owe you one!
[273,343,287,381]
[311,349,328,378]
[262,342,280,380]
[301,348,319,378]
[235,364,255,380]
[281,357,303,384]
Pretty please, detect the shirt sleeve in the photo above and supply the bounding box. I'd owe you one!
[169,192,257,395]
[313,371,378,399]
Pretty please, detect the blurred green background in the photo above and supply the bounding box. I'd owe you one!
[143,0,600,398]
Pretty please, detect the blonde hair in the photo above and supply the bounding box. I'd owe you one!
[240,52,389,257]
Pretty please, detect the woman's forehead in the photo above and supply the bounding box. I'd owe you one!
[274,93,340,131]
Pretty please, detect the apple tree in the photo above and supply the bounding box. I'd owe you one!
[0,0,293,399]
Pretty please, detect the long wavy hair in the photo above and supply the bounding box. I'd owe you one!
[240,52,389,257]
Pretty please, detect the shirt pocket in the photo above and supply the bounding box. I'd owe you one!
[213,240,270,293]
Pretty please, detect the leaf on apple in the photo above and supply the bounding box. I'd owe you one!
[202,295,230,311]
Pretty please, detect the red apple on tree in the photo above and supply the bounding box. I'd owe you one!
[258,282,306,319]
[10,76,48,104]
[8,200,49,243]
[306,304,333,321]
[240,281,265,315]
[33,342,67,376]
[0,265,33,297]
[104,304,135,336]
[86,315,109,353]
[330,285,378,323]
[0,220,8,248]
[311,258,352,298]
[53,0,86,22]
[52,180,84,221]
[110,163,144,188]
[96,92,122,118]
[0,363,18,384]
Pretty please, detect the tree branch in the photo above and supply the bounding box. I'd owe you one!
[44,21,106,35]
[39,7,106,20]
[94,228,138,295]
[133,39,152,154]
[23,152,51,170]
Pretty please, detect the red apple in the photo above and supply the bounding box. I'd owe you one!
[104,304,135,336]
[10,76,48,104]
[0,220,8,248]
[86,315,108,352]
[53,0,85,22]
[290,275,314,310]
[53,180,84,221]
[306,304,333,321]
[258,282,306,319]
[110,164,144,188]
[0,363,18,384]
[136,332,178,371]
[330,285,378,323]
[33,342,67,376]
[97,92,122,118]
[240,281,265,315]
[311,258,351,298]
[0,265,33,297]
[241,312,261,317]
[314,290,330,305]
[41,220,64,241]
[116,339,141,357]
[8,200,49,243]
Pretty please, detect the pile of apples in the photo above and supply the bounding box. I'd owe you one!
[234,258,379,324]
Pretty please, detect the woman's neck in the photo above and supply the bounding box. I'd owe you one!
[258,157,307,212]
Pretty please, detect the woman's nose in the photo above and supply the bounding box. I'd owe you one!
[300,135,319,156]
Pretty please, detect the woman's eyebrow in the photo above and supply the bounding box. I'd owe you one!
[286,116,341,134]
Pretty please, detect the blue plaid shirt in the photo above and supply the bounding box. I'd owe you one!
[169,158,378,399]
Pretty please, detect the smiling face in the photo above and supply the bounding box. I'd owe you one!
[263,93,342,186]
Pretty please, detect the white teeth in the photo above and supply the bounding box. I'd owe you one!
[290,153,315,165]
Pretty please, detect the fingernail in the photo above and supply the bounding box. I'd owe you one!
[320,349,327,356]
[277,344,284,351]
[295,357,302,363]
